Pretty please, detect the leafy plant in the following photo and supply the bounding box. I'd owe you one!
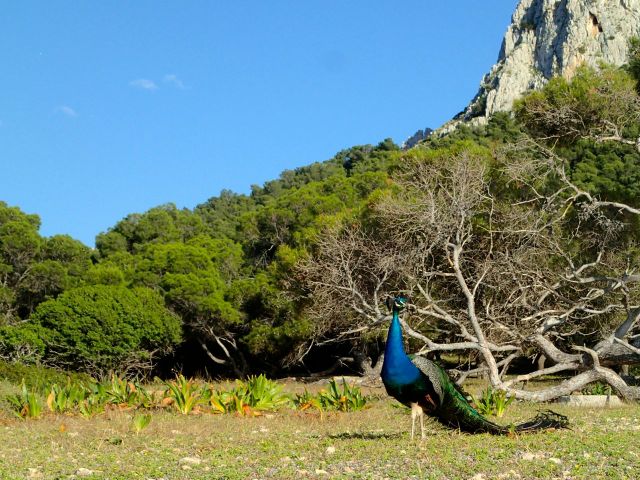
[6,381,43,419]
[492,389,514,418]
[318,379,367,412]
[131,413,152,434]
[582,382,613,396]
[293,388,324,414]
[163,374,201,414]
[78,395,105,418]
[205,375,291,415]
[472,387,514,418]
[105,374,150,408]
[46,380,87,413]
[210,389,248,415]
[234,375,291,411]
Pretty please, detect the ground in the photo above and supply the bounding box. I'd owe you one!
[0,381,638,480]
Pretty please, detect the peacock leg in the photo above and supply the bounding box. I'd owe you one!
[410,403,420,440]
[420,410,426,439]
[411,412,416,439]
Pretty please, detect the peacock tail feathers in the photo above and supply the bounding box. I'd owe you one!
[510,410,569,433]
[410,356,569,434]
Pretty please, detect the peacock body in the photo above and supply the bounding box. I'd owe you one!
[380,297,568,437]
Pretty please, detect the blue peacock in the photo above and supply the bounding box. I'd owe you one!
[380,296,569,438]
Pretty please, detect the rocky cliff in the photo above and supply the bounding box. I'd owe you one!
[444,0,640,132]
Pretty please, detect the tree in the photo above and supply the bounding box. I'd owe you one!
[626,37,640,91]
[299,143,640,401]
[95,203,206,256]
[0,204,94,322]
[131,242,245,375]
[25,285,181,376]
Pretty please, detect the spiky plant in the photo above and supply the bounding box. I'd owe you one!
[163,374,201,415]
[318,379,367,412]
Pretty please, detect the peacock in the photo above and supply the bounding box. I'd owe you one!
[380,296,569,438]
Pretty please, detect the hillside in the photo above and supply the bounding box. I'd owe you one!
[438,0,640,134]
[2,1,640,394]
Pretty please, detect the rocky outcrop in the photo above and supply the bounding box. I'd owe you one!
[402,128,433,149]
[446,0,640,132]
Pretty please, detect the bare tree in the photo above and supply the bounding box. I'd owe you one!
[299,146,640,401]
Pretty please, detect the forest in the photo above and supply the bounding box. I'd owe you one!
[2,45,640,402]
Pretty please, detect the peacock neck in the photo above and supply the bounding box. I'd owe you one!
[381,310,421,384]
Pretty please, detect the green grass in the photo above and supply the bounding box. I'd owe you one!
[0,382,638,479]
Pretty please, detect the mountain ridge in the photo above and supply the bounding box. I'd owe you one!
[413,0,640,140]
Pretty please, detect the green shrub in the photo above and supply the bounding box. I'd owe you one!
[28,285,182,375]
[0,360,92,394]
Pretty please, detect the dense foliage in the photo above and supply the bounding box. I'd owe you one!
[0,140,402,377]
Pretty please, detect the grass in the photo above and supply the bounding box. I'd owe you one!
[0,380,638,479]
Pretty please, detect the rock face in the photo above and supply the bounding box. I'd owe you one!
[402,128,433,149]
[458,0,640,124]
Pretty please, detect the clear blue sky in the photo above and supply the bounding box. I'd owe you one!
[1,1,518,246]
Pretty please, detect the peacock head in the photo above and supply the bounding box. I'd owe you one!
[385,296,408,313]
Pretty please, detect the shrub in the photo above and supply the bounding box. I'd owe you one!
[0,360,92,394]
[28,285,182,375]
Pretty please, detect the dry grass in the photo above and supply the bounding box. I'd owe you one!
[0,380,638,479]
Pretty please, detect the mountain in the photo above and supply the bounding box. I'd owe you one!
[437,0,640,135]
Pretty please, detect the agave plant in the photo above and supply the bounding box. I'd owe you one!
[78,394,106,418]
[293,388,324,414]
[205,376,291,415]
[211,389,247,415]
[235,375,291,412]
[318,379,367,412]
[472,387,514,418]
[105,374,149,408]
[163,374,201,414]
[47,380,87,414]
[6,381,43,419]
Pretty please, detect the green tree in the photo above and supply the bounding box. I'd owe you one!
[28,285,181,375]
[132,241,245,374]
[626,37,640,91]
[96,204,206,256]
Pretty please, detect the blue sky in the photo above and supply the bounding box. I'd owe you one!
[1,1,518,246]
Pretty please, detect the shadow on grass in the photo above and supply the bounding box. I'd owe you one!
[328,431,402,440]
